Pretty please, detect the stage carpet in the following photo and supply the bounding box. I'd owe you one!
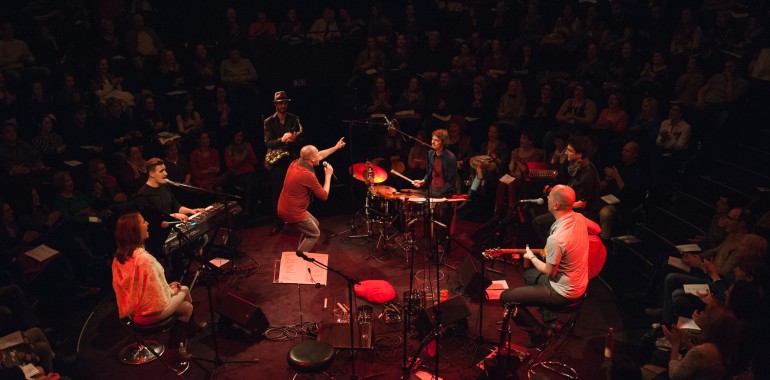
[77,215,621,379]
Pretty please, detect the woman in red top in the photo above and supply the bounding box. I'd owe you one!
[224,130,256,214]
[190,131,222,190]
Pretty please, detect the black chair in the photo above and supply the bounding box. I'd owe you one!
[526,292,588,380]
[287,341,335,379]
[119,315,189,375]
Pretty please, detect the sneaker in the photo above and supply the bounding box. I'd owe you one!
[644,307,662,318]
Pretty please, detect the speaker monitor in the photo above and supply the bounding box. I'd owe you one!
[458,255,492,300]
[415,294,471,335]
[216,292,269,335]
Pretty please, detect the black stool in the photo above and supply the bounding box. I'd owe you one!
[287,341,335,379]
[120,316,189,375]
[527,292,588,380]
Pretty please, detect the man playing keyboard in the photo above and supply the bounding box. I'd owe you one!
[136,157,206,276]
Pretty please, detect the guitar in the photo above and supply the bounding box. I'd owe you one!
[483,235,607,279]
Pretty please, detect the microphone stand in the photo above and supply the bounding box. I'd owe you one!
[299,254,361,380]
[389,124,446,379]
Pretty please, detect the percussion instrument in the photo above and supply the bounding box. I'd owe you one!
[350,162,388,184]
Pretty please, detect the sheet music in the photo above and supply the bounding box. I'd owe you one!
[24,244,59,262]
[668,256,691,273]
[499,174,515,184]
[683,283,709,295]
[277,252,329,285]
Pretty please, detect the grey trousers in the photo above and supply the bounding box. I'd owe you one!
[295,213,321,253]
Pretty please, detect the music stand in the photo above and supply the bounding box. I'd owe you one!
[295,251,361,380]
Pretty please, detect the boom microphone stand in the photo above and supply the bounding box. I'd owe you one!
[387,121,447,379]
[296,250,361,380]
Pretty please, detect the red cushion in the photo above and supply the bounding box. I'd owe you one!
[354,280,396,304]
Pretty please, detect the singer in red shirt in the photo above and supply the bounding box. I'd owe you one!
[277,139,345,252]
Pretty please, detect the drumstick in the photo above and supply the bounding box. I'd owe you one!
[389,169,416,183]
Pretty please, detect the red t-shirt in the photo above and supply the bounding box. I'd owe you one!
[277,160,328,223]
[430,154,445,191]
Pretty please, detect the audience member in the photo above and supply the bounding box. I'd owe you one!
[366,76,393,115]
[117,145,147,196]
[124,13,164,60]
[189,131,222,191]
[307,7,341,45]
[598,141,646,238]
[533,136,601,243]
[493,131,545,224]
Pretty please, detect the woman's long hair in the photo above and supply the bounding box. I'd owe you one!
[698,301,739,371]
[114,212,144,264]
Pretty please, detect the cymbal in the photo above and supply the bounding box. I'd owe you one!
[370,185,397,198]
[350,162,388,184]
[398,189,425,194]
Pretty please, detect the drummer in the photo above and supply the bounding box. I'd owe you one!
[411,129,457,255]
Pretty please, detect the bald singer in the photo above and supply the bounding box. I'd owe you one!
[277,138,345,252]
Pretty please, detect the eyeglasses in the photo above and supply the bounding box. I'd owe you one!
[726,215,740,221]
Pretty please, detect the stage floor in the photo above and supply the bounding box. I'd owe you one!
[76,214,622,380]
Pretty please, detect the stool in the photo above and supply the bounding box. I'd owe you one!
[120,316,189,375]
[527,292,588,380]
[287,341,335,379]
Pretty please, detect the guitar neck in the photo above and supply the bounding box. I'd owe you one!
[484,248,545,259]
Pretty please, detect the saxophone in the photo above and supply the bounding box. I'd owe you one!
[264,121,303,170]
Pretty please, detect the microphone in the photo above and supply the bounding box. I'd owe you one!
[519,198,545,205]
[322,161,337,180]
[165,179,181,187]
[296,250,315,262]
[161,220,183,228]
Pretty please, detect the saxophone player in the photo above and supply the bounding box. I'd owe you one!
[264,90,304,236]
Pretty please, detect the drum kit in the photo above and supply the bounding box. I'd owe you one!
[346,162,467,256]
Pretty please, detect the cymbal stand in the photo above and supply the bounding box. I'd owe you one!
[331,168,376,239]
[333,118,389,239]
